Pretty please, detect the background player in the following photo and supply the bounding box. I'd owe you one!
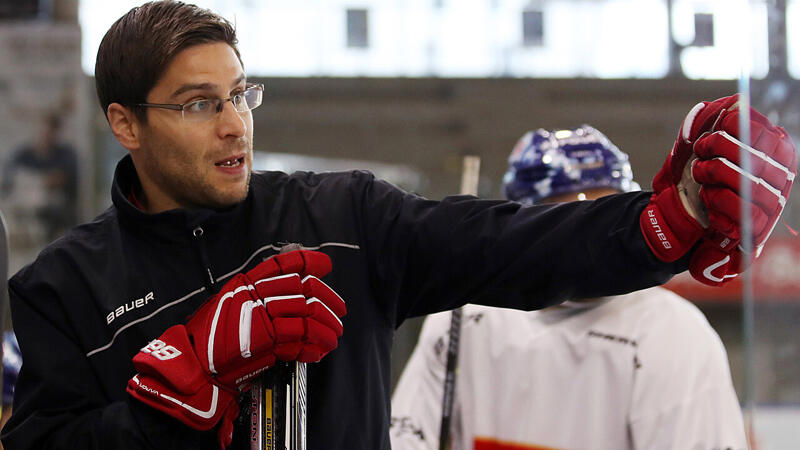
[390,125,748,450]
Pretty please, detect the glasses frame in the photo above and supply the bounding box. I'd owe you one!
[132,83,264,122]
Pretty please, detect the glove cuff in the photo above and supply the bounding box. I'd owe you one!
[689,240,750,286]
[127,372,236,432]
[640,187,704,262]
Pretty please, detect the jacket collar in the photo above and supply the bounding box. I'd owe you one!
[111,154,250,236]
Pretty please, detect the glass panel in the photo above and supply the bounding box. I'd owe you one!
[789,1,800,78]
[746,0,800,447]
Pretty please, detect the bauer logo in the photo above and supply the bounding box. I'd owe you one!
[647,210,672,249]
[107,292,155,325]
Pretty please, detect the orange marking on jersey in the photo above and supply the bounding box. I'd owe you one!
[474,436,560,450]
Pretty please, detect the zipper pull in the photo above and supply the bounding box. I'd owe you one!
[192,226,216,286]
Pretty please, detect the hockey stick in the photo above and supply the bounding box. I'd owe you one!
[0,210,8,400]
[251,244,307,450]
[250,361,306,450]
[439,156,480,450]
[0,210,7,327]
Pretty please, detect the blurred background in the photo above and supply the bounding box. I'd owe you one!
[0,0,798,447]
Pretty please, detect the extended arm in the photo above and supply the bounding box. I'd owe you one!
[358,176,679,324]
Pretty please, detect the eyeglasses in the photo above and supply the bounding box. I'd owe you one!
[133,83,264,122]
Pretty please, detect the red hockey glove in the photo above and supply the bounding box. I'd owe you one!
[188,249,346,385]
[127,325,239,449]
[641,95,737,263]
[127,250,346,447]
[688,103,796,285]
[297,274,346,361]
[640,94,796,285]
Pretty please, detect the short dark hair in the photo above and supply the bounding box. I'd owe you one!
[94,0,241,122]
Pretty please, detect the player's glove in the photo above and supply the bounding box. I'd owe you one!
[127,325,240,448]
[127,250,346,448]
[640,94,796,285]
[243,252,346,364]
[688,103,796,284]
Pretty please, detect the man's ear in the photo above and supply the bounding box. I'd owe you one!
[107,103,143,151]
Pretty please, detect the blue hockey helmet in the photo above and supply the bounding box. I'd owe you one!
[502,125,639,204]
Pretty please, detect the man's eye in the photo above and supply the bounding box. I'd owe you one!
[185,100,211,113]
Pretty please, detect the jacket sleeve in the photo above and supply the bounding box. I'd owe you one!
[1,280,219,450]
[390,312,451,450]
[353,173,687,324]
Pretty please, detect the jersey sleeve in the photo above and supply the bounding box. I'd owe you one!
[390,312,452,450]
[627,290,747,450]
[1,278,219,450]
[353,172,686,325]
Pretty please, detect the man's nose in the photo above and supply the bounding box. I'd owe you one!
[215,100,247,139]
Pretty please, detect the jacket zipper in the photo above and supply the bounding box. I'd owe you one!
[192,226,216,288]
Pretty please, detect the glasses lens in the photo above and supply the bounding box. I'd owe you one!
[244,86,263,111]
[179,85,262,122]
[182,99,219,122]
[231,93,247,111]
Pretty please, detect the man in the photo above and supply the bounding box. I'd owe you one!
[1,2,794,449]
[390,126,747,450]
[1,113,78,244]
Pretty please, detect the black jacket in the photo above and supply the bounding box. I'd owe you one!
[2,155,684,449]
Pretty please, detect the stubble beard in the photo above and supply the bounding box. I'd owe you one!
[141,131,253,211]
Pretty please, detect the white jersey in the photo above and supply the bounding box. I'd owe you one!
[390,287,746,450]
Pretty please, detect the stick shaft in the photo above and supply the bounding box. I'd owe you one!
[251,361,306,450]
[253,243,308,450]
[0,211,7,399]
[439,156,480,450]
[0,210,7,329]
[459,156,481,197]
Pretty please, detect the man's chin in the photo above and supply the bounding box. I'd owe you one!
[216,185,250,208]
[186,185,248,211]
[186,173,251,210]
[208,191,248,210]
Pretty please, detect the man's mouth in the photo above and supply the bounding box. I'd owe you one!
[215,156,245,168]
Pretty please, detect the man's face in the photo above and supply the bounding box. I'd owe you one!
[135,42,253,212]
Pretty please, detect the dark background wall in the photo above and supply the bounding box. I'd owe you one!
[250,77,738,200]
